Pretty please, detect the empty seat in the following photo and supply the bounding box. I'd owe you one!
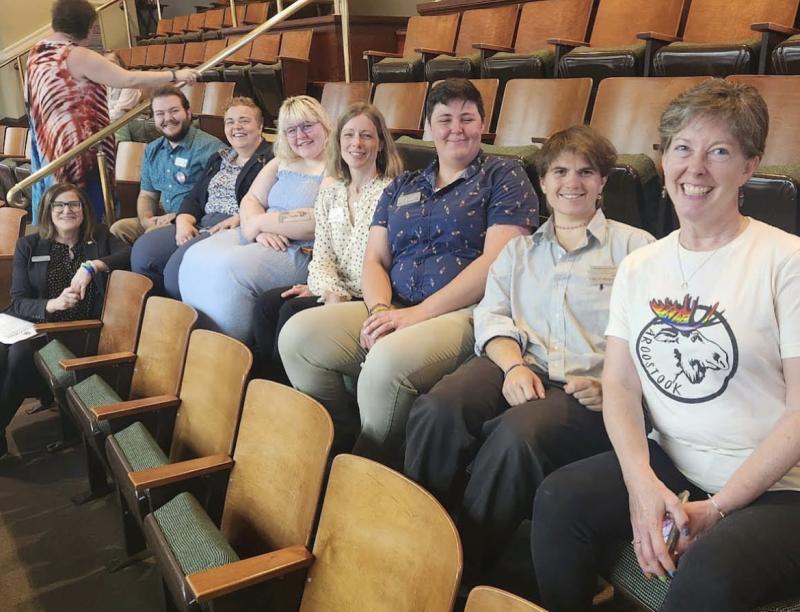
[0,127,29,206]
[319,81,372,124]
[163,42,186,67]
[221,32,281,103]
[115,141,147,219]
[180,41,206,67]
[199,82,236,140]
[364,14,460,83]
[372,81,429,136]
[243,1,269,25]
[465,586,546,612]
[144,44,166,69]
[180,82,207,114]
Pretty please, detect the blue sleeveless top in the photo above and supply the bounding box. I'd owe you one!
[266,169,324,248]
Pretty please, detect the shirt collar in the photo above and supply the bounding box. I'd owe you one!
[533,208,609,248]
[421,150,485,189]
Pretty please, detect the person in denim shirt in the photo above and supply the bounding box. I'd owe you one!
[280,79,538,463]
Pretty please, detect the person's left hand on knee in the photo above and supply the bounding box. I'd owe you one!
[361,304,430,347]
[565,376,603,411]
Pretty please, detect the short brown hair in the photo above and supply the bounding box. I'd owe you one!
[536,125,617,178]
[38,182,95,241]
[225,96,263,128]
[52,0,97,41]
[327,103,404,183]
[151,85,191,112]
[659,78,768,160]
[425,78,485,122]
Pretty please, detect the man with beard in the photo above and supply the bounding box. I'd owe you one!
[110,85,223,244]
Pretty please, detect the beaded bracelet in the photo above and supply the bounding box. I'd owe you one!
[707,494,726,519]
[80,261,95,277]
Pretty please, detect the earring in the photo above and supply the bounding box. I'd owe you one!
[596,193,604,209]
[738,186,745,208]
[661,185,667,199]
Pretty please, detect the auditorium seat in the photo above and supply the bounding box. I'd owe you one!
[557,0,686,80]
[372,81,429,137]
[0,207,27,310]
[481,0,593,82]
[181,82,207,114]
[243,1,270,25]
[771,33,800,73]
[143,379,332,611]
[201,8,225,32]
[222,32,281,104]
[115,141,147,219]
[222,4,247,28]
[589,76,708,236]
[199,81,236,140]
[143,44,166,69]
[163,42,186,68]
[197,38,227,80]
[0,128,30,208]
[319,81,372,124]
[653,0,800,76]
[363,14,460,83]
[424,4,520,81]
[465,586,546,612]
[185,12,206,35]
[180,41,206,67]
[117,46,134,67]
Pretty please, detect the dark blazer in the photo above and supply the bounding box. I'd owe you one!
[8,225,131,323]
[177,140,274,222]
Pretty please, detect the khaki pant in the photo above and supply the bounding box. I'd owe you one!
[278,301,475,464]
[109,217,147,245]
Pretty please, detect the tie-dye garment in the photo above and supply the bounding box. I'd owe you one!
[26,40,115,223]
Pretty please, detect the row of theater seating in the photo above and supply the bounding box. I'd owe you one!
[364,0,800,84]
[140,2,271,42]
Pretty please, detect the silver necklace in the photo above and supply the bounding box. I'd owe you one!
[676,239,721,290]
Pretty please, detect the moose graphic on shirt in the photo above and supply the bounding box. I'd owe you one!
[635,295,738,403]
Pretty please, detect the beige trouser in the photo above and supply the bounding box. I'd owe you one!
[109,217,146,245]
[278,301,475,464]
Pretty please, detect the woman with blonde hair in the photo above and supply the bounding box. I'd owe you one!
[179,95,331,345]
[252,102,403,382]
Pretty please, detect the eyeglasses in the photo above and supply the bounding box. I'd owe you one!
[52,200,83,212]
[284,121,319,138]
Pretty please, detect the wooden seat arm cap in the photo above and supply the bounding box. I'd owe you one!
[91,394,180,421]
[130,453,234,491]
[59,351,137,371]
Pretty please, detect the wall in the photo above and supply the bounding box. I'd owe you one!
[350,0,418,16]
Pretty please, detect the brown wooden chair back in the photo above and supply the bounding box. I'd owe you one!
[223,5,247,28]
[155,17,173,36]
[320,81,373,124]
[727,75,800,166]
[423,79,499,140]
[182,41,206,67]
[2,127,27,156]
[590,76,708,166]
[144,44,166,68]
[95,271,152,357]
[203,8,224,31]
[221,380,332,556]
[589,0,686,47]
[186,12,206,33]
[128,45,148,69]
[163,43,185,67]
[170,15,189,35]
[169,330,251,463]
[403,14,460,57]
[128,297,197,399]
[250,32,281,63]
[115,141,147,182]
[117,47,134,68]
[514,0,593,52]
[181,82,207,114]
[279,29,313,60]
[0,207,26,310]
[201,81,235,116]
[495,78,592,147]
[454,5,520,57]
[465,586,546,612]
[298,455,461,612]
[683,0,798,43]
[224,35,253,65]
[244,1,270,25]
[373,82,429,131]
[202,38,227,64]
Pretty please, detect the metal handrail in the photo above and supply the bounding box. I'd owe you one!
[6,0,316,207]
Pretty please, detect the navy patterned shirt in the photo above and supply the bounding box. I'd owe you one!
[372,152,539,305]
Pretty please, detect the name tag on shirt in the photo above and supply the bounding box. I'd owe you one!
[396,191,422,207]
[328,207,346,223]
[174,157,189,168]
[588,265,617,286]
[31,255,51,262]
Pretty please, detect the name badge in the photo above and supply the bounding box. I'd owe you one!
[328,207,346,223]
[174,157,189,168]
[588,265,617,286]
[396,191,422,207]
[32,255,51,262]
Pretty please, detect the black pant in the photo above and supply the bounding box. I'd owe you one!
[532,440,800,612]
[252,286,321,383]
[0,336,48,434]
[404,356,611,575]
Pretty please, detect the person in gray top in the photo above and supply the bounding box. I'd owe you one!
[404,125,654,587]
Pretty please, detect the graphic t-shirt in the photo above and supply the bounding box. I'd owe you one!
[606,219,800,493]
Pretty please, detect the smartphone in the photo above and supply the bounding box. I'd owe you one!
[662,490,690,555]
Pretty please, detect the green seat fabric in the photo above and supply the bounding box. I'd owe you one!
[37,340,77,389]
[71,374,123,435]
[615,154,659,187]
[113,421,169,472]
[570,43,644,59]
[154,492,240,576]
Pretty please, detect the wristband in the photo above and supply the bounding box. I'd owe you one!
[368,303,390,316]
[170,69,177,82]
[80,261,96,277]
[503,362,527,377]
[707,494,726,519]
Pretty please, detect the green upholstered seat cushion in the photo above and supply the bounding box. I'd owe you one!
[37,339,77,389]
[112,421,169,472]
[71,374,123,435]
[154,492,240,576]
[757,163,800,183]
[662,38,760,52]
[488,48,554,64]
[569,42,645,58]
[615,154,659,186]
[377,53,422,65]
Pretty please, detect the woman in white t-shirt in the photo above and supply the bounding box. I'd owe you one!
[532,79,800,611]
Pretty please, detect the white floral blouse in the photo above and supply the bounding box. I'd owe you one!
[307,175,391,299]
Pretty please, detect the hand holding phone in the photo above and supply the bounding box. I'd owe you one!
[662,490,690,556]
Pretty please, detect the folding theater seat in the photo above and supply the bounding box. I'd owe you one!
[424,4,520,81]
[557,0,686,80]
[653,0,800,76]
[222,32,281,104]
[319,81,372,124]
[772,34,800,74]
[196,38,226,81]
[372,81,429,137]
[465,586,546,612]
[363,14,459,83]
[481,0,593,82]
[0,207,27,311]
[115,141,147,219]
[198,82,236,141]
[0,127,29,207]
[143,43,166,69]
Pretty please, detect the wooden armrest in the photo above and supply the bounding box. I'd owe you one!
[547,37,588,48]
[35,319,103,334]
[59,351,136,371]
[473,43,514,53]
[91,394,180,421]
[130,453,233,490]
[637,31,680,43]
[187,545,313,602]
[389,128,424,138]
[278,55,311,64]
[363,50,402,59]
[751,22,799,35]
[414,47,453,57]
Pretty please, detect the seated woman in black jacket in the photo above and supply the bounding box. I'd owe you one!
[1,182,130,458]
[131,96,272,298]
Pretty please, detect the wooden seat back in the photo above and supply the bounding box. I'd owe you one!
[403,14,460,57]
[454,4,520,56]
[0,207,26,310]
[224,35,253,65]
[279,29,313,60]
[727,75,800,166]
[202,8,224,31]
[155,17,173,37]
[249,32,281,63]
[181,82,207,114]
[514,0,593,52]
[163,43,185,67]
[170,15,189,35]
[95,271,152,357]
[182,41,206,67]
[201,81,235,116]
[223,5,247,28]
[128,45,148,69]
[423,79,499,139]
[117,47,134,67]
[590,76,708,166]
[128,296,196,400]
[682,0,799,43]
[144,44,166,68]
[202,38,227,64]
[186,12,206,33]
[2,127,26,156]
[244,1,270,25]
[299,455,461,612]
[373,82,429,131]
[221,380,332,556]
[589,0,686,47]
[495,78,593,146]
[465,586,546,612]
[115,141,147,182]
[320,81,373,124]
